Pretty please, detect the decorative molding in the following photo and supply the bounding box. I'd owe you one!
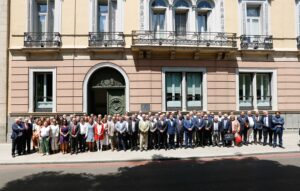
[83,62,130,113]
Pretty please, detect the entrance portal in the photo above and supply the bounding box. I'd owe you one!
[88,67,125,115]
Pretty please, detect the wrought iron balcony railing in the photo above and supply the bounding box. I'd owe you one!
[297,36,300,49]
[132,31,237,48]
[240,35,273,50]
[88,32,125,47]
[24,32,61,48]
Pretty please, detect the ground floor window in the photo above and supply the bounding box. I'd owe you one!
[165,71,204,111]
[29,68,56,113]
[239,72,272,110]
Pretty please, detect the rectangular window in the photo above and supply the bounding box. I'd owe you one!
[256,73,271,108]
[239,73,253,109]
[35,0,54,33]
[239,72,272,110]
[98,2,108,32]
[34,72,53,112]
[175,12,187,36]
[186,72,202,110]
[166,72,182,111]
[246,5,261,35]
[197,14,207,32]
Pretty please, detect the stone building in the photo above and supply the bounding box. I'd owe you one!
[6,0,300,140]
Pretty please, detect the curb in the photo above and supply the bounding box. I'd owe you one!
[1,150,299,165]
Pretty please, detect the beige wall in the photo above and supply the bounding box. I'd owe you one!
[8,0,300,50]
[0,0,8,142]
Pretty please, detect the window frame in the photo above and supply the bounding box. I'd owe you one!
[162,67,207,112]
[236,68,277,111]
[29,68,57,113]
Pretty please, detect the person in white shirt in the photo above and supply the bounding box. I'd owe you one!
[39,121,51,156]
[50,119,60,153]
[247,111,255,144]
[78,118,87,152]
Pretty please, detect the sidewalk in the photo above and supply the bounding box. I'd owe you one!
[1,132,299,165]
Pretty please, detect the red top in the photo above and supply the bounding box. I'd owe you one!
[94,123,104,141]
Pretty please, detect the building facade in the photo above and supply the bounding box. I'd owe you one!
[6,0,300,139]
[0,0,8,142]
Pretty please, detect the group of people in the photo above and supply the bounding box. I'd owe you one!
[11,110,285,157]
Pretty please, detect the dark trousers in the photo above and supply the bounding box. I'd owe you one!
[196,129,204,146]
[263,127,273,145]
[176,131,184,147]
[149,131,158,149]
[118,133,127,151]
[168,134,175,148]
[128,132,138,150]
[240,128,248,143]
[204,130,212,146]
[22,135,32,153]
[185,131,193,147]
[70,137,78,153]
[78,134,86,152]
[273,128,283,146]
[254,129,263,143]
[12,137,22,155]
[158,132,167,149]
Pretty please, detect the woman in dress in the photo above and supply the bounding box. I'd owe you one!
[230,115,241,146]
[50,119,60,153]
[85,117,95,152]
[94,117,104,151]
[102,116,109,151]
[60,119,69,154]
[32,119,42,152]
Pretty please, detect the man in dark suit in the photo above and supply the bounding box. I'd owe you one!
[167,114,177,150]
[253,111,263,144]
[193,112,204,147]
[157,115,167,150]
[237,111,249,145]
[221,114,232,146]
[175,113,184,148]
[202,114,213,147]
[22,118,33,154]
[183,114,194,149]
[70,118,80,154]
[11,118,24,157]
[272,111,285,148]
[127,115,139,151]
[261,110,273,146]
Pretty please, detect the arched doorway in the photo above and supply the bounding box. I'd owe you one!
[87,67,126,115]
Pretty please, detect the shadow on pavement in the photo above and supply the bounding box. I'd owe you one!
[1,155,300,191]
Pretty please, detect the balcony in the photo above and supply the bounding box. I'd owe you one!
[132,31,237,48]
[24,32,61,48]
[297,36,300,49]
[240,35,273,50]
[88,32,125,48]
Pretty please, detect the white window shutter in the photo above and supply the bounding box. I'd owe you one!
[242,2,247,34]
[263,2,269,35]
[92,0,97,32]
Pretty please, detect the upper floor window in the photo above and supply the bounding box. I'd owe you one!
[240,0,269,35]
[29,0,55,33]
[150,0,167,32]
[196,0,214,32]
[174,0,190,36]
[97,0,117,33]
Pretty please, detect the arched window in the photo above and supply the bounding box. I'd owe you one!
[174,0,190,35]
[196,0,214,32]
[150,0,167,32]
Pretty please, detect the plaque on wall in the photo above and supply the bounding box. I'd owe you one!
[141,104,150,112]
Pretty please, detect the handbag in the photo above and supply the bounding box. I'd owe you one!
[224,133,234,141]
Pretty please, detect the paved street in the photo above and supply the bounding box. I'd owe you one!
[0,132,299,164]
[0,152,300,191]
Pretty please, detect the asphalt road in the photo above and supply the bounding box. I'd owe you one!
[0,153,300,191]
